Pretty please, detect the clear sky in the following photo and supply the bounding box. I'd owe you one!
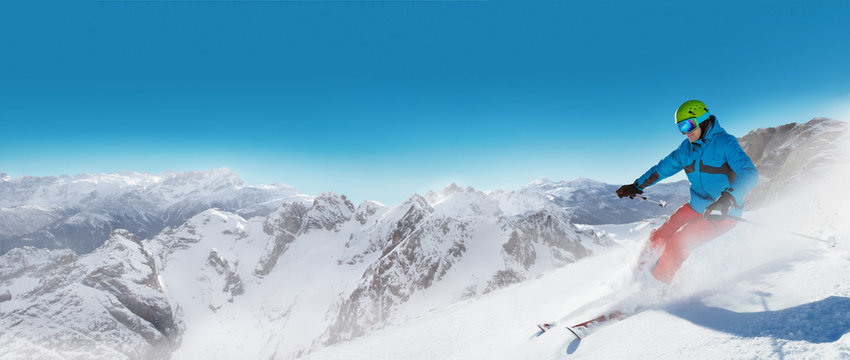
[2,1,849,205]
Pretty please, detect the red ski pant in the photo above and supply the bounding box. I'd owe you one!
[641,203,737,283]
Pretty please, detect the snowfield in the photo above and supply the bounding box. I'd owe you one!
[305,217,850,359]
[304,142,850,360]
[1,119,848,359]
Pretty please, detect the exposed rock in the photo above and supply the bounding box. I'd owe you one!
[739,118,849,209]
[207,249,245,301]
[255,202,308,276]
[302,192,356,232]
[324,194,605,347]
[354,201,385,225]
[0,230,182,360]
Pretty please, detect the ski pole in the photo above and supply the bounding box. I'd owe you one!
[633,194,667,208]
[724,215,837,247]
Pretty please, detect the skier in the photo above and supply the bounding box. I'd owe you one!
[535,101,759,336]
[616,100,759,284]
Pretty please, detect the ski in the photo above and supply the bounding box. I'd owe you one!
[565,309,627,339]
[536,305,645,339]
[533,283,661,340]
[537,323,555,332]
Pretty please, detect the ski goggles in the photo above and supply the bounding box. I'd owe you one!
[677,111,711,134]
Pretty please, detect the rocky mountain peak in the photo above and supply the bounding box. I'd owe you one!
[440,182,464,195]
[739,117,849,208]
[425,183,478,206]
[161,167,244,190]
[264,201,309,236]
[255,194,356,276]
[397,194,434,217]
[2,229,181,359]
[303,192,356,232]
[355,200,387,225]
[81,229,160,290]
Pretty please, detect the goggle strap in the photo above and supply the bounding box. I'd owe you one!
[677,111,711,134]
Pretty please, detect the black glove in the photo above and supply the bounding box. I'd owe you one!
[703,191,736,220]
[616,184,643,199]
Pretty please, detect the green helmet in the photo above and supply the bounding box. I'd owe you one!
[675,100,709,123]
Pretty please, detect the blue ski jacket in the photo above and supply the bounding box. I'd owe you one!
[633,117,759,217]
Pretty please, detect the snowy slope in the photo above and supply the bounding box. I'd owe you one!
[739,117,849,209]
[1,118,846,359]
[304,230,850,360]
[0,186,609,360]
[304,178,850,360]
[133,188,608,360]
[298,120,850,360]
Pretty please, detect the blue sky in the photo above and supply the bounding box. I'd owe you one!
[2,1,849,205]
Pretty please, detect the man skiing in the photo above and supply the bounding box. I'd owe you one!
[616,100,759,284]
[535,101,759,337]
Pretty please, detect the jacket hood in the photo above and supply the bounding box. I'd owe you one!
[692,116,725,149]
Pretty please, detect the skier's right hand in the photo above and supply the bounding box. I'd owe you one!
[616,184,643,199]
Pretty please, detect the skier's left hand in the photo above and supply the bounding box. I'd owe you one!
[703,191,736,220]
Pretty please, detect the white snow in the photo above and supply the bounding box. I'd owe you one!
[301,124,850,360]
[304,207,850,359]
[2,119,848,360]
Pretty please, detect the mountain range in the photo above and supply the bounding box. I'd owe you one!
[1,117,847,359]
[0,170,686,257]
[0,168,313,254]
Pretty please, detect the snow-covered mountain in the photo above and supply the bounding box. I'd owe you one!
[0,168,313,255]
[0,118,846,359]
[511,177,690,225]
[527,117,850,221]
[303,118,850,360]
[0,230,181,359]
[529,117,850,222]
[0,184,611,359]
[159,187,610,359]
[738,117,850,209]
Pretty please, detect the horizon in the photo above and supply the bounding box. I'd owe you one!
[0,164,650,206]
[2,1,849,205]
[2,116,842,206]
